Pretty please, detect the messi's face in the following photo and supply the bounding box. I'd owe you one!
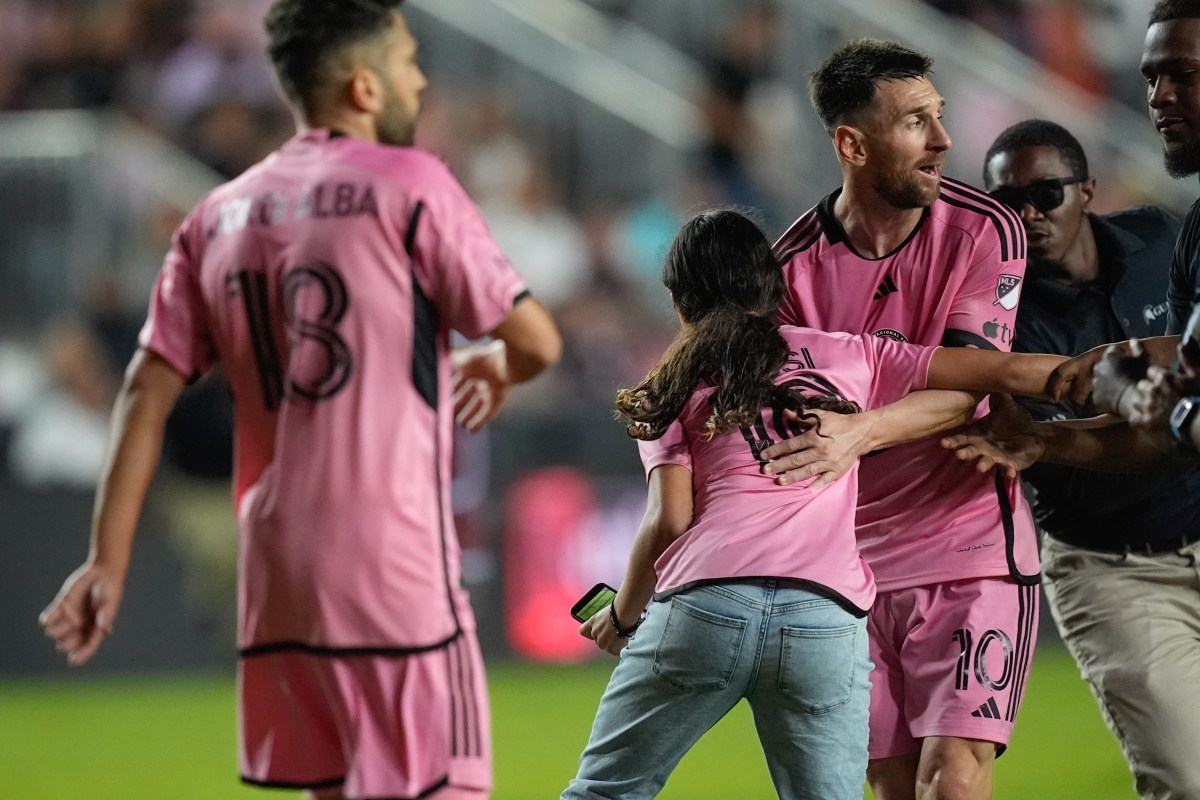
[1142,18,1200,178]
[861,76,952,209]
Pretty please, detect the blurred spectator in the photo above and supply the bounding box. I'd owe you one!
[926,0,1031,53]
[8,321,117,489]
[697,2,804,225]
[150,0,277,135]
[468,94,591,310]
[1025,0,1109,99]
[181,98,288,179]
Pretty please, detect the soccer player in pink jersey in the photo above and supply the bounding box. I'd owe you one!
[710,39,1031,800]
[562,210,1062,800]
[38,2,560,799]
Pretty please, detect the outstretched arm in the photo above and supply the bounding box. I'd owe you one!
[925,348,1067,397]
[761,388,982,486]
[942,398,1184,476]
[580,464,692,656]
[1047,335,1178,407]
[40,349,186,666]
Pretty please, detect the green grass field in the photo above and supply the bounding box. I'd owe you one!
[2,644,1133,799]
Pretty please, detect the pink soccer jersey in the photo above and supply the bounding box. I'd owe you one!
[770,179,1038,591]
[139,128,527,651]
[640,326,936,612]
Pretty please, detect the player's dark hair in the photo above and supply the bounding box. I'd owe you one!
[615,210,859,442]
[265,0,401,112]
[1150,0,1200,24]
[808,37,934,136]
[982,119,1089,186]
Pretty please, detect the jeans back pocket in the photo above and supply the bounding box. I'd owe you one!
[778,623,861,714]
[652,598,748,692]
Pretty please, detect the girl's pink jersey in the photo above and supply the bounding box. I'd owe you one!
[771,180,1038,591]
[139,129,527,651]
[640,326,935,612]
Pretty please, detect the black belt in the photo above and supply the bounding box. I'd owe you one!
[1090,535,1200,556]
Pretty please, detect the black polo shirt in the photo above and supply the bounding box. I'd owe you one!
[1013,206,1200,551]
[1167,196,1200,333]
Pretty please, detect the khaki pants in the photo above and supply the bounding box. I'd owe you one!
[1042,534,1200,800]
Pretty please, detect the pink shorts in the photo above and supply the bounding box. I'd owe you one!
[238,632,491,799]
[867,577,1039,760]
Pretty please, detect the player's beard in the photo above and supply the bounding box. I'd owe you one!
[1163,137,1200,178]
[376,83,418,147]
[873,162,938,210]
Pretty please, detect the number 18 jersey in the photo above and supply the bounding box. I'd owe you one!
[139,129,527,652]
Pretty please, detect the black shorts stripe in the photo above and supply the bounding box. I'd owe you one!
[447,643,461,757]
[1006,584,1038,722]
[238,629,462,659]
[457,638,482,757]
[446,638,482,758]
[940,178,1026,262]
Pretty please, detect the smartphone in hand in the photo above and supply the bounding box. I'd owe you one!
[570,583,617,622]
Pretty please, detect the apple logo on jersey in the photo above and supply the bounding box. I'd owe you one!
[982,318,1012,344]
[993,275,1021,311]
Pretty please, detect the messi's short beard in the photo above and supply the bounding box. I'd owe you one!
[874,171,938,210]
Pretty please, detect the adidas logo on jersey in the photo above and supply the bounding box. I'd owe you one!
[873,275,899,300]
[971,697,1002,719]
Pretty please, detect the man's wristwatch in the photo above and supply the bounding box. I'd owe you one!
[1169,396,1200,451]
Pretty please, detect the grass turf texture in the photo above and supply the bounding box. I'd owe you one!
[2,645,1132,799]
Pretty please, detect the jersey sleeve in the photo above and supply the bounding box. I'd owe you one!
[637,419,692,479]
[859,335,936,410]
[137,210,216,380]
[942,224,1027,353]
[406,154,529,340]
[1166,199,1200,335]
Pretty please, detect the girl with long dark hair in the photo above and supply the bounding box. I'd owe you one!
[562,209,1062,800]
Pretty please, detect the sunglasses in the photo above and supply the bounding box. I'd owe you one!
[987,176,1087,213]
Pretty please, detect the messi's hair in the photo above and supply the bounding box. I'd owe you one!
[982,119,1089,186]
[808,37,934,136]
[615,209,860,442]
[1150,0,1200,24]
[265,0,401,112]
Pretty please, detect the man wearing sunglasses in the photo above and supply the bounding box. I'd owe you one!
[980,119,1200,799]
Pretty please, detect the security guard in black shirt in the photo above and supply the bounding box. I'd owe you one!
[983,118,1200,800]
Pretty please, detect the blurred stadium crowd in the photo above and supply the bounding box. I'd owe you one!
[0,0,1169,660]
[0,0,1161,488]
